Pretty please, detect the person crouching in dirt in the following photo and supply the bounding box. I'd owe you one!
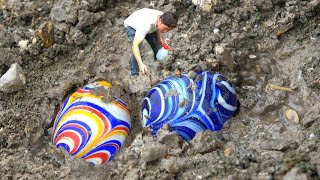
[124,8,178,76]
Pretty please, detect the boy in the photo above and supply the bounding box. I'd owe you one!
[124,8,178,76]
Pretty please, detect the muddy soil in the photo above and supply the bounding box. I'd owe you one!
[0,0,319,179]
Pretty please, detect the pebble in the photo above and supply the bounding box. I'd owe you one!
[224,147,233,157]
[309,133,315,140]
[285,109,299,124]
[18,40,29,49]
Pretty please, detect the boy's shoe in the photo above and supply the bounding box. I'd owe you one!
[130,73,139,79]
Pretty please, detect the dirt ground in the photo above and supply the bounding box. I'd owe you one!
[0,0,319,179]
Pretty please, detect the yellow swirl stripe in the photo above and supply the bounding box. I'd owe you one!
[54,108,104,143]
[95,126,129,146]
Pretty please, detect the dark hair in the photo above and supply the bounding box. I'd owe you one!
[160,12,178,28]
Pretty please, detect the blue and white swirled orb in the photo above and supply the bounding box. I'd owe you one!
[141,71,238,141]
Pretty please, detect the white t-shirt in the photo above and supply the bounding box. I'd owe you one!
[124,8,163,40]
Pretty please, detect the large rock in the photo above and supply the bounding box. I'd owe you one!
[283,167,308,180]
[260,139,298,151]
[157,129,183,149]
[140,143,167,163]
[76,10,106,30]
[190,130,221,154]
[0,63,26,92]
[302,103,320,126]
[50,0,78,23]
[66,28,88,45]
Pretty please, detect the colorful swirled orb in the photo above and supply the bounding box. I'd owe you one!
[52,81,131,165]
[141,71,238,141]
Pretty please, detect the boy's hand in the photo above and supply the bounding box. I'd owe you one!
[139,63,149,75]
[159,38,171,50]
[159,38,166,46]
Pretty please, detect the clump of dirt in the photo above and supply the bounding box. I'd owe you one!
[301,56,320,94]
[0,0,319,179]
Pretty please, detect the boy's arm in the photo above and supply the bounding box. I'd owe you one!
[156,29,165,46]
[132,36,148,74]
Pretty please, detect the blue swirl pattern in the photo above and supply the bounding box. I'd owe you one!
[141,71,238,141]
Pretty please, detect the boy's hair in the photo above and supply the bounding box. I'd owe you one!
[160,12,178,28]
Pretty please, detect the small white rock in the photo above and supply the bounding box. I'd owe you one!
[215,45,224,54]
[18,40,29,49]
[310,37,316,41]
[213,28,220,34]
[197,175,203,179]
[28,29,35,35]
[149,1,155,7]
[32,37,37,44]
[309,133,315,140]
[249,54,257,59]
[285,109,299,124]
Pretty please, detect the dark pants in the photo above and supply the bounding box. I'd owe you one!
[125,26,162,76]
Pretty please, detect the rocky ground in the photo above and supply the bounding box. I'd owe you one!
[0,0,319,179]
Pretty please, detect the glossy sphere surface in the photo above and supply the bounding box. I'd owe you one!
[52,81,131,165]
[141,71,238,141]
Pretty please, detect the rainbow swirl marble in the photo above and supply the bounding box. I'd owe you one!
[141,71,238,141]
[52,81,131,165]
